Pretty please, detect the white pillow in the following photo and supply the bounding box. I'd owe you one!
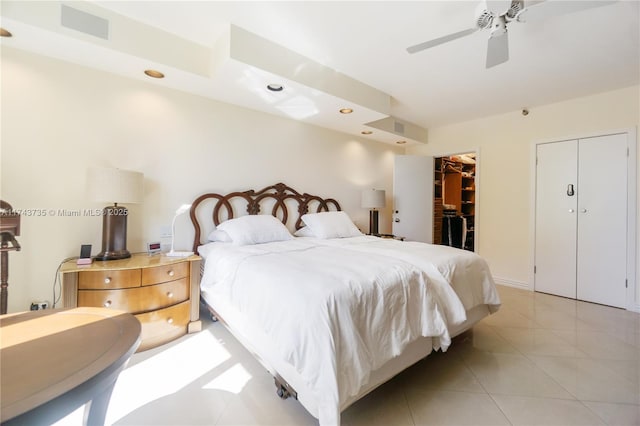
[217,215,293,246]
[207,229,232,243]
[301,211,362,239]
[197,242,217,259]
[293,226,316,237]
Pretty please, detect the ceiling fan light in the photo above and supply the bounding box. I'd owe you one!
[475,9,494,29]
[506,0,524,19]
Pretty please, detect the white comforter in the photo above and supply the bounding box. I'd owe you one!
[304,236,501,316]
[199,237,500,425]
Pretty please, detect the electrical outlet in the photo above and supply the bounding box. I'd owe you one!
[30,301,49,310]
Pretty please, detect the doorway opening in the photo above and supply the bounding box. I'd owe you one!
[434,152,476,251]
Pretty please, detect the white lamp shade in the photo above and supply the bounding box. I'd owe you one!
[88,167,144,204]
[361,189,386,209]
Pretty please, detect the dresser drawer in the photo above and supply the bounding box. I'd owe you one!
[78,287,144,313]
[78,278,189,313]
[78,269,141,290]
[142,278,189,311]
[142,262,188,285]
[136,301,190,351]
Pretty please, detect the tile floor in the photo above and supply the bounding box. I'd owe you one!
[68,285,640,425]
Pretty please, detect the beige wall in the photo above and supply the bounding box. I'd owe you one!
[408,85,640,308]
[1,48,402,313]
[3,47,638,312]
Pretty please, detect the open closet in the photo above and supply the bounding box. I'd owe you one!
[433,153,475,251]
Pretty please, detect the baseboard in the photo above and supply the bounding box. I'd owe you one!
[492,276,530,291]
[493,277,640,312]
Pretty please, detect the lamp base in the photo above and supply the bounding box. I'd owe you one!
[94,249,131,261]
[369,210,380,235]
[97,205,130,261]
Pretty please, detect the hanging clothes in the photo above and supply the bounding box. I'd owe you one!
[442,214,466,249]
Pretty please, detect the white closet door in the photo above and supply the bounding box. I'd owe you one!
[393,155,433,242]
[576,134,628,308]
[535,140,578,298]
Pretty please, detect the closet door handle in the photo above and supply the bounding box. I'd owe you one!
[567,184,575,196]
[569,209,575,213]
[580,209,587,213]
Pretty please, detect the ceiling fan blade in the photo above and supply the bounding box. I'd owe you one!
[486,32,509,68]
[407,27,478,54]
[516,0,616,23]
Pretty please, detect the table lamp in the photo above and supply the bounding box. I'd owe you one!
[88,167,143,261]
[361,189,386,235]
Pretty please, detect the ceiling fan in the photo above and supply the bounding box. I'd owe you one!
[407,0,616,68]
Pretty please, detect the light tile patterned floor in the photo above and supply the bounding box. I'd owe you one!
[95,285,640,425]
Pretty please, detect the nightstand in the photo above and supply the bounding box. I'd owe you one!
[60,254,201,352]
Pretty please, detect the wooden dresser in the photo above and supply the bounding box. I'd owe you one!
[60,254,201,352]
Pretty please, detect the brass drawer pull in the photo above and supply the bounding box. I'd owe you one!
[168,270,175,277]
[166,292,174,298]
[104,277,111,284]
[167,317,174,324]
[104,300,112,307]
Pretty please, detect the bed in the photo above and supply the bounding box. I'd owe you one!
[189,183,500,426]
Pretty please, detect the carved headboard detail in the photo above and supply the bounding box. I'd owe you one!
[190,182,341,252]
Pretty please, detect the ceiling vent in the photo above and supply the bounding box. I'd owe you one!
[61,5,109,40]
[365,116,427,144]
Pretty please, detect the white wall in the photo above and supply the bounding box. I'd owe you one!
[4,47,638,312]
[407,85,640,307]
[1,47,402,313]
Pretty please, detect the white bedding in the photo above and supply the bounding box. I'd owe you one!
[302,236,501,316]
[198,237,500,426]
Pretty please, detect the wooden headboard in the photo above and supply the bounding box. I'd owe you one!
[190,182,341,252]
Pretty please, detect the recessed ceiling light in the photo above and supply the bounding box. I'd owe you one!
[339,108,353,114]
[144,69,164,79]
[267,84,284,92]
[396,140,407,145]
[361,130,373,135]
[0,28,13,37]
